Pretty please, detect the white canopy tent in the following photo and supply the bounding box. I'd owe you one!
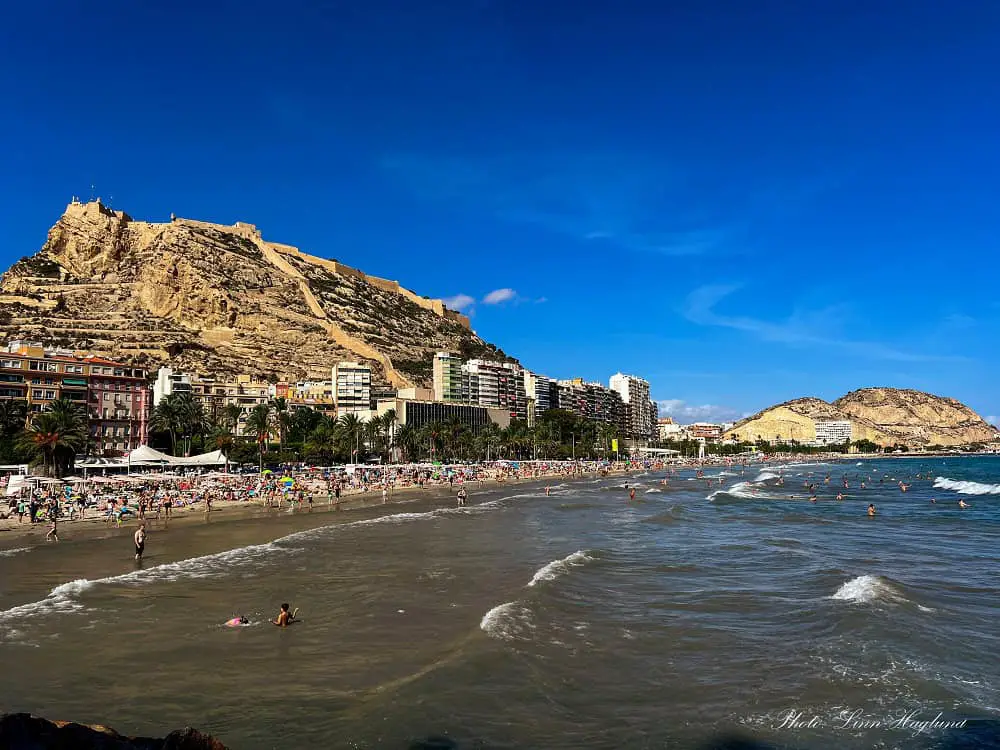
[75,447,228,471]
[126,446,228,467]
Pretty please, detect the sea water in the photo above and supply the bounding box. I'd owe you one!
[1,456,998,749]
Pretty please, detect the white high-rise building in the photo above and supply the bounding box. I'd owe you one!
[813,421,852,446]
[332,362,372,414]
[153,367,192,406]
[610,373,656,443]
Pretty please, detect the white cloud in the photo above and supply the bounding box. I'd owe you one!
[483,288,517,305]
[443,294,476,312]
[655,399,743,425]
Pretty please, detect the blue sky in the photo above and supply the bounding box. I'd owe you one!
[2,1,999,424]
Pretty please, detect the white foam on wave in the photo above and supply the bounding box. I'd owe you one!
[480,601,534,641]
[707,481,761,501]
[933,477,1000,495]
[0,539,283,632]
[0,547,32,558]
[644,488,661,494]
[830,575,907,605]
[754,471,780,482]
[527,550,595,587]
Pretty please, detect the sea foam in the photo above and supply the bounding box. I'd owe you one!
[755,471,780,482]
[480,601,534,641]
[0,547,32,558]
[933,477,1000,495]
[830,575,907,605]
[527,550,595,587]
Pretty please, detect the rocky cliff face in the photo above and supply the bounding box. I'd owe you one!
[0,201,510,385]
[725,389,998,448]
[834,388,998,447]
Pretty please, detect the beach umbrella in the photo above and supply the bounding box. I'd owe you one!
[279,476,294,486]
[261,469,273,475]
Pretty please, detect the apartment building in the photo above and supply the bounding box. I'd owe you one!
[687,422,724,442]
[86,356,150,455]
[813,420,853,446]
[464,359,528,420]
[432,352,469,403]
[153,367,193,406]
[556,378,627,431]
[523,371,558,416]
[0,342,149,455]
[189,374,271,435]
[609,373,657,443]
[332,362,372,414]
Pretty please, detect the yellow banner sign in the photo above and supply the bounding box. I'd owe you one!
[611,439,619,452]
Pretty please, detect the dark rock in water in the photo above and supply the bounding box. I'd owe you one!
[0,713,229,750]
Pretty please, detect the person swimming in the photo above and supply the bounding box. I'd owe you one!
[959,499,970,509]
[273,603,297,627]
[225,615,250,627]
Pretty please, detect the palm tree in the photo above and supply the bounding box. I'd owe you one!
[271,397,290,450]
[18,398,87,477]
[221,403,243,434]
[245,402,274,471]
[394,423,419,462]
[478,422,502,461]
[150,394,184,455]
[0,399,27,434]
[380,409,397,461]
[175,393,209,456]
[336,413,365,462]
[421,421,445,462]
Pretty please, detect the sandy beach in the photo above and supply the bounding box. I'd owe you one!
[0,464,637,550]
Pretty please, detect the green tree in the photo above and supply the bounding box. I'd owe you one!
[18,398,87,477]
[336,413,366,461]
[394,423,419,462]
[245,402,274,470]
[150,395,183,455]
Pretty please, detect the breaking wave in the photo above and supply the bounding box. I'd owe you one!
[527,550,596,587]
[830,575,909,605]
[933,477,1000,495]
[0,547,32,558]
[480,601,534,641]
[754,471,780,482]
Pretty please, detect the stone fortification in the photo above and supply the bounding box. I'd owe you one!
[0,200,504,385]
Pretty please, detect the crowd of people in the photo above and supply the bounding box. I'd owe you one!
[0,458,675,537]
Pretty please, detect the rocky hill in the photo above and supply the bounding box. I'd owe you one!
[0,200,510,386]
[724,389,998,448]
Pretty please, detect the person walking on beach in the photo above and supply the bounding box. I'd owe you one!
[45,512,59,542]
[134,523,146,560]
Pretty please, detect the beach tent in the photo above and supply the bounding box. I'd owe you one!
[125,446,228,467]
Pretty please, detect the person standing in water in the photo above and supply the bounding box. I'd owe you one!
[868,504,876,517]
[134,523,146,561]
[45,512,59,542]
[457,488,468,507]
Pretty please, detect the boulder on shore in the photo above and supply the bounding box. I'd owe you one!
[0,713,229,750]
